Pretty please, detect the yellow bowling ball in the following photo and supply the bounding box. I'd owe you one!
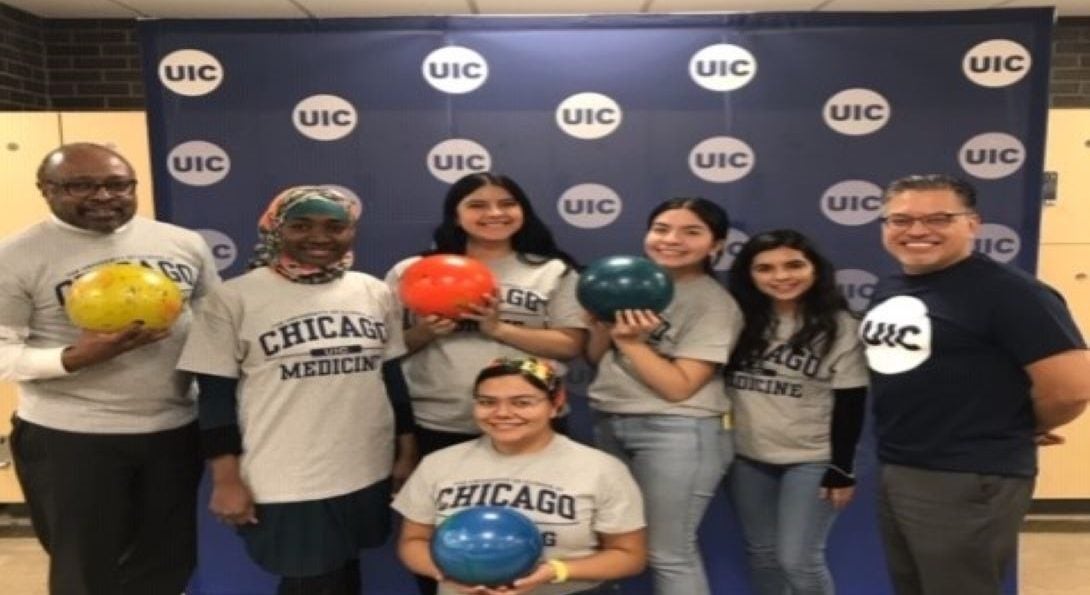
[65,263,184,332]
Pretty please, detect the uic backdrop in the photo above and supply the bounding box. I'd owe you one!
[139,9,1050,594]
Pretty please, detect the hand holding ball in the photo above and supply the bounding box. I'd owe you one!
[431,506,544,587]
[399,255,497,319]
[577,255,674,321]
[65,263,184,332]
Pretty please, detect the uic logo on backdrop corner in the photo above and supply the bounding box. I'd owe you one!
[712,228,751,271]
[168,141,230,186]
[835,269,878,313]
[821,180,884,226]
[963,39,1031,88]
[159,49,223,96]
[423,46,489,94]
[958,132,1025,180]
[975,224,1021,263]
[293,95,358,141]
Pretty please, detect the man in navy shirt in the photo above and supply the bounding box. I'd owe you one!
[862,174,1090,595]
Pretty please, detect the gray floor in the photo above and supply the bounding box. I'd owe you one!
[0,517,1086,594]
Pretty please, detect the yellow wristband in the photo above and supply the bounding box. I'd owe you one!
[546,559,570,584]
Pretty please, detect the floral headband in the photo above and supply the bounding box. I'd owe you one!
[480,356,562,394]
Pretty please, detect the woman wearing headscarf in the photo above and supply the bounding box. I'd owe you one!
[178,186,413,594]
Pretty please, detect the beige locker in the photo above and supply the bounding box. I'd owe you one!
[0,112,63,502]
[1041,110,1090,245]
[1035,244,1090,499]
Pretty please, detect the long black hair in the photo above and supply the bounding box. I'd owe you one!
[427,172,578,270]
[646,197,730,275]
[726,229,848,369]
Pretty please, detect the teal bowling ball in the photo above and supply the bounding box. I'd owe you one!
[430,506,544,586]
[577,255,674,321]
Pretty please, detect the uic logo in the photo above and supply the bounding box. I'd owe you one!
[196,229,237,271]
[422,46,489,94]
[963,39,1031,88]
[974,223,1020,263]
[557,184,622,229]
[823,88,890,136]
[958,132,1024,180]
[821,180,884,226]
[427,139,491,184]
[158,49,223,96]
[293,95,357,141]
[835,269,878,313]
[689,136,755,183]
[689,44,757,92]
[555,93,622,140]
[713,228,751,271]
[167,141,230,186]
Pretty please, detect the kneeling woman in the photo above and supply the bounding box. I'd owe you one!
[178,186,414,594]
[394,357,646,594]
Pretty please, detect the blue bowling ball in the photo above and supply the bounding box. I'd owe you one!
[577,255,675,321]
[431,506,544,586]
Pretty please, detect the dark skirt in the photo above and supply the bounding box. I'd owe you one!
[238,478,392,577]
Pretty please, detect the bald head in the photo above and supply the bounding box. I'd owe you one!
[37,143,138,233]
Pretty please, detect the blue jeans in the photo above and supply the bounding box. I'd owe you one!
[594,414,731,595]
[728,456,838,595]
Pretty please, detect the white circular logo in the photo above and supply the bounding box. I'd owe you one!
[862,295,932,374]
[689,44,757,92]
[195,228,237,271]
[427,139,491,184]
[974,223,1021,263]
[689,136,755,183]
[555,93,623,140]
[292,94,357,141]
[958,132,1025,180]
[821,180,884,226]
[713,228,751,271]
[823,88,890,136]
[167,141,230,186]
[835,268,879,313]
[963,39,1031,88]
[422,46,488,94]
[557,184,622,229]
[158,49,223,96]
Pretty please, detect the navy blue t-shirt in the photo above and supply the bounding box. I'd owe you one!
[861,254,1085,477]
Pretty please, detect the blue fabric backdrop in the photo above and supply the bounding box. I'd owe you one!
[139,9,1051,594]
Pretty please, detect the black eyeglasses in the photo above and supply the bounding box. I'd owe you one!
[45,179,137,198]
[880,211,974,230]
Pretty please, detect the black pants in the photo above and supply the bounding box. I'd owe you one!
[10,416,201,595]
[278,559,361,595]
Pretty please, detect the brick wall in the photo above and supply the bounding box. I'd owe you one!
[1052,17,1090,108]
[0,4,47,109]
[2,4,1090,110]
[44,19,143,109]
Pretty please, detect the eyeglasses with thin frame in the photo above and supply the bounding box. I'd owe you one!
[45,179,137,199]
[472,395,551,411]
[880,211,975,230]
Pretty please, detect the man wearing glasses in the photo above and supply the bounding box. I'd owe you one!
[860,173,1090,595]
[0,143,219,594]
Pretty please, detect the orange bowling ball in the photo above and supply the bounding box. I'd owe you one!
[65,263,184,332]
[399,255,497,318]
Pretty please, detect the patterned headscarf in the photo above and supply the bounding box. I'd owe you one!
[248,186,362,284]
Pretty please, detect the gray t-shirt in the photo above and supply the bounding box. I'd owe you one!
[392,434,645,595]
[178,268,406,503]
[728,311,868,464]
[589,275,742,416]
[0,216,219,433]
[386,254,585,433]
